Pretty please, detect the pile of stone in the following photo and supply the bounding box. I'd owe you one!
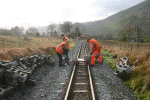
[114,57,136,79]
[0,53,55,99]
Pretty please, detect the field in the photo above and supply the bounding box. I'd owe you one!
[0,35,75,61]
[99,40,150,99]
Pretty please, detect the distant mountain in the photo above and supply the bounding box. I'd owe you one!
[37,0,150,39]
[79,0,150,37]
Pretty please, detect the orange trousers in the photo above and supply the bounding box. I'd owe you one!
[91,49,102,65]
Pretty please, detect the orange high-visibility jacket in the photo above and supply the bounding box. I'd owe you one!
[63,37,68,42]
[88,39,102,51]
[56,42,71,55]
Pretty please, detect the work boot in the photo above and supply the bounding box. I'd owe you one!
[99,62,103,65]
[89,64,94,67]
[67,61,70,65]
[59,64,65,67]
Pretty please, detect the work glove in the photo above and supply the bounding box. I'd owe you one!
[90,52,92,55]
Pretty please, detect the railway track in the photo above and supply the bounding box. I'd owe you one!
[64,41,95,100]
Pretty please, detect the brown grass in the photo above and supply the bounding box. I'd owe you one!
[0,45,56,61]
[0,36,75,61]
[100,40,150,98]
[0,36,64,61]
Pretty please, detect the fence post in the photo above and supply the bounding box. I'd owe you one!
[120,43,121,50]
[131,44,133,52]
[137,44,139,49]
[19,40,20,47]
[3,39,4,50]
[29,40,31,46]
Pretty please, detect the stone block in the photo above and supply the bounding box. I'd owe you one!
[37,63,42,67]
[33,58,37,64]
[116,62,123,69]
[16,66,24,72]
[11,61,18,67]
[4,77,18,86]
[22,69,33,78]
[18,81,26,88]
[0,62,12,70]
[0,88,5,100]
[31,64,37,71]
[41,57,45,64]
[20,58,25,64]
[26,79,36,86]
[116,70,127,78]
[12,83,18,91]
[18,72,27,83]
[0,85,13,98]
[36,57,41,63]
[4,68,19,78]
[0,68,4,85]
[119,57,128,62]
[124,66,133,75]
[19,62,27,70]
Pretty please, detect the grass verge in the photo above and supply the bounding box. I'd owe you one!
[101,48,150,100]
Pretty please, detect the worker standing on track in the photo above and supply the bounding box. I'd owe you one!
[56,39,71,67]
[87,38,102,66]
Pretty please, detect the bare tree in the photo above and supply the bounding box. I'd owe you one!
[74,26,81,37]
[125,25,134,42]
[47,24,56,35]
[11,26,23,35]
[60,21,72,35]
[26,27,39,36]
[136,25,143,42]
[0,29,13,35]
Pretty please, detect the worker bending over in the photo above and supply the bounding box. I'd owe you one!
[56,39,71,67]
[87,38,102,66]
[61,34,70,62]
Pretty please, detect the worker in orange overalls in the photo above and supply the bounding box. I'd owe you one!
[56,39,71,67]
[87,38,102,66]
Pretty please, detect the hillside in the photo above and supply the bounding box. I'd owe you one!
[79,0,150,37]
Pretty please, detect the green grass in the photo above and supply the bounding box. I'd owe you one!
[101,50,117,71]
[101,49,150,100]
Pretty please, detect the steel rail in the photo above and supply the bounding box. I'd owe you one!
[85,41,96,100]
[64,41,96,100]
[87,65,96,100]
[64,42,83,100]
[64,65,76,100]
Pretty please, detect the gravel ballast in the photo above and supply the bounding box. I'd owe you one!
[4,40,137,100]
[91,61,137,100]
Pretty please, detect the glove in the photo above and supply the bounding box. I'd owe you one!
[90,52,92,55]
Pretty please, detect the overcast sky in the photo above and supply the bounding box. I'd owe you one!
[0,0,145,29]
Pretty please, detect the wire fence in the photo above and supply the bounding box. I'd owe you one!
[0,39,32,50]
[99,40,150,52]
